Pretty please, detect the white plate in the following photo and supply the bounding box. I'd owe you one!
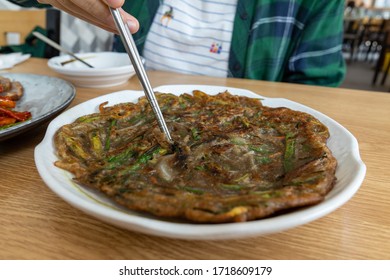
[0,73,75,141]
[47,52,137,88]
[34,85,366,240]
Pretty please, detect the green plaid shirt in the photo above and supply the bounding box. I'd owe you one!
[11,0,346,86]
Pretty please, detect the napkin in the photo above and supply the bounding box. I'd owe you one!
[0,53,31,70]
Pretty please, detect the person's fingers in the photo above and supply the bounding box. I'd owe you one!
[53,0,118,33]
[69,0,139,33]
[37,0,139,34]
[102,0,125,9]
[118,8,140,33]
[55,2,118,33]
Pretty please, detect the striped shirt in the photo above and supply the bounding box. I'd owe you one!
[12,0,346,87]
[143,0,238,77]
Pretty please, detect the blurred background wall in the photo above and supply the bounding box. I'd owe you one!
[0,0,113,53]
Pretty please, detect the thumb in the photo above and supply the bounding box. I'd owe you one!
[102,0,125,9]
[103,1,139,33]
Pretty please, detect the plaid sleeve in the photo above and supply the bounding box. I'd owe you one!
[118,0,160,54]
[231,0,345,87]
[284,0,346,86]
[7,0,49,8]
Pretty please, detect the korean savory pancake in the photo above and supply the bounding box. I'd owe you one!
[54,90,337,223]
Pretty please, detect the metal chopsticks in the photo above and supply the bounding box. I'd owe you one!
[109,7,173,143]
[32,31,94,68]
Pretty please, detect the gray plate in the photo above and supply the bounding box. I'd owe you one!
[0,73,75,141]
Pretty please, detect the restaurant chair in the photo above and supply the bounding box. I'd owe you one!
[343,18,364,62]
[371,20,390,89]
[0,8,61,58]
[359,18,386,62]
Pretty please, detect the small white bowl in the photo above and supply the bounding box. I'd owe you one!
[48,52,136,88]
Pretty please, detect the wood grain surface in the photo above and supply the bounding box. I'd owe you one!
[1,58,390,260]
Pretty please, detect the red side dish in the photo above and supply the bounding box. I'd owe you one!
[0,76,31,128]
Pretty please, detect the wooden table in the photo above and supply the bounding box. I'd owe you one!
[1,58,390,260]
